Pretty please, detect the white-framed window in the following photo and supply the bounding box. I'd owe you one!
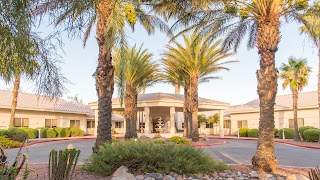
[206,122,214,128]
[289,118,304,129]
[115,122,122,128]
[224,120,231,128]
[14,118,29,127]
[45,119,57,128]
[70,120,80,128]
[87,120,95,128]
[237,120,248,128]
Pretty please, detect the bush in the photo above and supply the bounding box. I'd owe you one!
[54,128,66,137]
[239,128,249,137]
[0,130,6,136]
[247,129,259,138]
[279,128,294,139]
[19,127,37,139]
[153,134,162,139]
[39,128,48,138]
[153,140,165,144]
[303,129,320,142]
[70,127,84,137]
[46,128,57,138]
[112,137,119,143]
[0,136,22,148]
[274,128,279,137]
[6,127,28,142]
[299,126,317,140]
[83,140,227,176]
[169,136,191,145]
[65,128,71,137]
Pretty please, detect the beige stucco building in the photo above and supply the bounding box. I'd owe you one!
[89,92,230,138]
[0,90,123,135]
[227,91,320,135]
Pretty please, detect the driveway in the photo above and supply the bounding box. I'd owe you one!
[4,139,320,167]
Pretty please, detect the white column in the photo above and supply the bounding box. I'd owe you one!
[170,107,176,134]
[144,107,150,134]
[123,118,126,135]
[219,110,224,137]
[94,110,98,137]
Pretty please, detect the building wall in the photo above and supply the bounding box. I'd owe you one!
[0,108,87,132]
[229,108,320,135]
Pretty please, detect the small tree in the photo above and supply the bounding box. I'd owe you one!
[67,94,84,104]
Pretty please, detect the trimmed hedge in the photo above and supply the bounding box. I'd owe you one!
[70,127,84,137]
[47,128,57,138]
[303,129,320,142]
[6,127,28,142]
[19,127,37,139]
[0,136,22,148]
[169,136,191,145]
[279,128,294,139]
[299,126,317,140]
[54,127,66,137]
[274,128,279,137]
[239,128,249,137]
[247,129,259,138]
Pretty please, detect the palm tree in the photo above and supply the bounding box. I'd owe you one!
[279,57,312,141]
[114,45,159,139]
[300,4,320,128]
[150,0,318,171]
[162,32,235,142]
[36,0,169,152]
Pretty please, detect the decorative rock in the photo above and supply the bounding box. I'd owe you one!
[286,174,310,180]
[224,170,232,174]
[169,177,176,180]
[145,178,155,180]
[238,176,245,180]
[275,177,284,180]
[164,175,173,180]
[236,171,242,176]
[111,166,135,180]
[201,174,210,180]
[148,173,158,178]
[156,177,163,180]
[176,175,183,180]
[249,171,259,178]
[218,173,227,177]
[135,175,145,180]
[258,173,273,180]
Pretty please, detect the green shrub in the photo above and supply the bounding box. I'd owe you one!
[65,128,71,137]
[279,128,294,139]
[54,127,66,137]
[169,136,191,145]
[0,136,22,148]
[46,128,57,138]
[153,140,165,144]
[19,127,37,139]
[299,126,317,140]
[112,137,119,143]
[247,129,259,138]
[153,134,162,139]
[0,130,6,136]
[40,128,48,138]
[303,129,320,142]
[83,140,227,176]
[6,127,28,142]
[239,128,249,137]
[274,128,279,137]
[70,127,84,137]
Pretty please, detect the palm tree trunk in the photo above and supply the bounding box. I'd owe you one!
[174,84,180,94]
[93,11,114,153]
[190,76,199,142]
[183,86,188,137]
[292,89,300,141]
[318,46,320,129]
[124,84,136,139]
[252,16,280,172]
[9,74,21,128]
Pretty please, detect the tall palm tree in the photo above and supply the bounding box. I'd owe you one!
[300,4,320,128]
[36,0,169,152]
[279,57,312,141]
[162,32,235,142]
[114,45,159,139]
[150,0,317,171]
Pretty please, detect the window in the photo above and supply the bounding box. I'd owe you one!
[139,123,145,129]
[115,122,122,128]
[182,123,184,128]
[70,120,80,128]
[87,120,95,128]
[237,120,248,128]
[289,118,304,129]
[224,120,231,128]
[206,122,214,128]
[13,118,29,127]
[45,119,57,128]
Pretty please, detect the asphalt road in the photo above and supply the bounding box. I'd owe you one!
[4,139,320,167]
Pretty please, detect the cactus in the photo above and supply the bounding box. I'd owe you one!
[0,140,29,180]
[48,148,80,180]
[309,166,320,180]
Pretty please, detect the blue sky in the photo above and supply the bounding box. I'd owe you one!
[0,19,318,105]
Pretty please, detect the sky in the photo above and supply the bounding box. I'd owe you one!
[0,17,318,106]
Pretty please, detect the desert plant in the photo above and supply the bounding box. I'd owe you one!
[20,127,37,139]
[48,148,81,180]
[47,128,57,138]
[248,129,259,138]
[83,140,227,176]
[299,126,318,140]
[0,130,6,136]
[54,128,66,138]
[69,127,84,137]
[279,128,294,139]
[303,129,320,142]
[239,128,249,137]
[0,140,29,179]
[6,127,28,142]
[309,166,320,180]
[169,136,191,145]
[153,134,162,139]
[153,140,165,144]
[0,136,22,148]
